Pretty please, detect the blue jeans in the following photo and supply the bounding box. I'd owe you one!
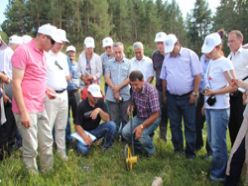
[76,121,116,155]
[167,92,196,157]
[205,108,229,179]
[122,116,160,155]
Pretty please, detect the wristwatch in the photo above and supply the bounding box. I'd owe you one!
[192,91,199,97]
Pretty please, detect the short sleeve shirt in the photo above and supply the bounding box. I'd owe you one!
[11,39,47,113]
[75,99,108,131]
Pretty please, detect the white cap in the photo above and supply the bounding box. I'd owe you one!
[84,36,95,48]
[87,84,102,98]
[164,34,178,53]
[38,23,60,42]
[154,32,167,42]
[9,35,23,45]
[22,35,32,44]
[66,45,76,52]
[201,33,222,54]
[102,37,113,48]
[57,29,69,43]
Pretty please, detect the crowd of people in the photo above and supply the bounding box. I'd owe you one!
[0,23,248,185]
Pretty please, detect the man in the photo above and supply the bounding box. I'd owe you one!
[74,84,116,155]
[45,29,70,160]
[130,41,154,83]
[160,34,202,159]
[152,32,168,141]
[65,45,80,147]
[0,35,23,155]
[122,70,160,156]
[105,42,131,136]
[12,23,59,174]
[101,37,114,93]
[227,30,248,146]
[78,37,102,87]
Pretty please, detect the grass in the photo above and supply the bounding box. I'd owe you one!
[0,127,228,186]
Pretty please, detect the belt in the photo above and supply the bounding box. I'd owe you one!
[167,91,192,97]
[55,89,67,94]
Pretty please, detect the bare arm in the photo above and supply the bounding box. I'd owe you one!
[12,68,30,128]
[75,124,93,146]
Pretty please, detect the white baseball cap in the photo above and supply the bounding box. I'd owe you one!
[57,29,69,43]
[154,32,167,42]
[201,33,222,54]
[84,36,95,48]
[87,84,102,98]
[102,37,113,48]
[38,23,60,42]
[164,34,178,53]
[22,35,32,44]
[66,45,76,52]
[9,35,23,45]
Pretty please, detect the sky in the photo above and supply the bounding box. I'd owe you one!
[0,0,221,25]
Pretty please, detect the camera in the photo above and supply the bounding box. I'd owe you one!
[206,95,216,106]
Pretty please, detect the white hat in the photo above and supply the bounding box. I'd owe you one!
[102,37,113,48]
[164,34,178,53]
[154,32,167,42]
[201,33,222,54]
[87,84,102,98]
[22,35,32,44]
[57,29,69,43]
[9,35,23,45]
[66,45,76,52]
[84,36,95,48]
[38,23,60,42]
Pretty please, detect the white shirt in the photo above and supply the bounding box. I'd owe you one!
[204,56,234,109]
[0,46,14,78]
[78,51,102,84]
[130,56,154,81]
[46,51,70,90]
[228,47,248,81]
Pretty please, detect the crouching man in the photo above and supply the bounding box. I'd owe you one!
[74,84,116,155]
[122,70,160,156]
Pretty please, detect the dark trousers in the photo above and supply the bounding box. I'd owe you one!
[195,93,211,153]
[0,101,18,160]
[167,92,196,157]
[229,92,245,146]
[158,91,168,140]
[66,90,80,144]
[225,138,245,186]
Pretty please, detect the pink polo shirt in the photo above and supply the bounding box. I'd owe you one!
[11,39,47,113]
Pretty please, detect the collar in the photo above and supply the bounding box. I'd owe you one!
[231,46,243,56]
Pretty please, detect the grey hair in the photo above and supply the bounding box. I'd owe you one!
[133,41,143,50]
[229,30,243,40]
[113,42,124,50]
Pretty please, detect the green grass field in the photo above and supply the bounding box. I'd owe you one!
[0,127,229,186]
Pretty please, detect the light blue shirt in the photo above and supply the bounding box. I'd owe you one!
[105,58,131,102]
[100,52,114,75]
[199,55,210,92]
[160,47,202,95]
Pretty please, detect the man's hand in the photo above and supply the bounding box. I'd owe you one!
[203,89,214,97]
[21,111,30,128]
[90,108,101,120]
[134,124,144,140]
[1,74,10,84]
[189,94,197,104]
[46,88,56,99]
[3,94,11,104]
[162,95,167,105]
[111,85,120,93]
[83,134,93,146]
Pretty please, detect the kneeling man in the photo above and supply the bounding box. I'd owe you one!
[122,70,160,156]
[74,84,116,155]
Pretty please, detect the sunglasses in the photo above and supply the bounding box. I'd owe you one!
[46,35,55,45]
